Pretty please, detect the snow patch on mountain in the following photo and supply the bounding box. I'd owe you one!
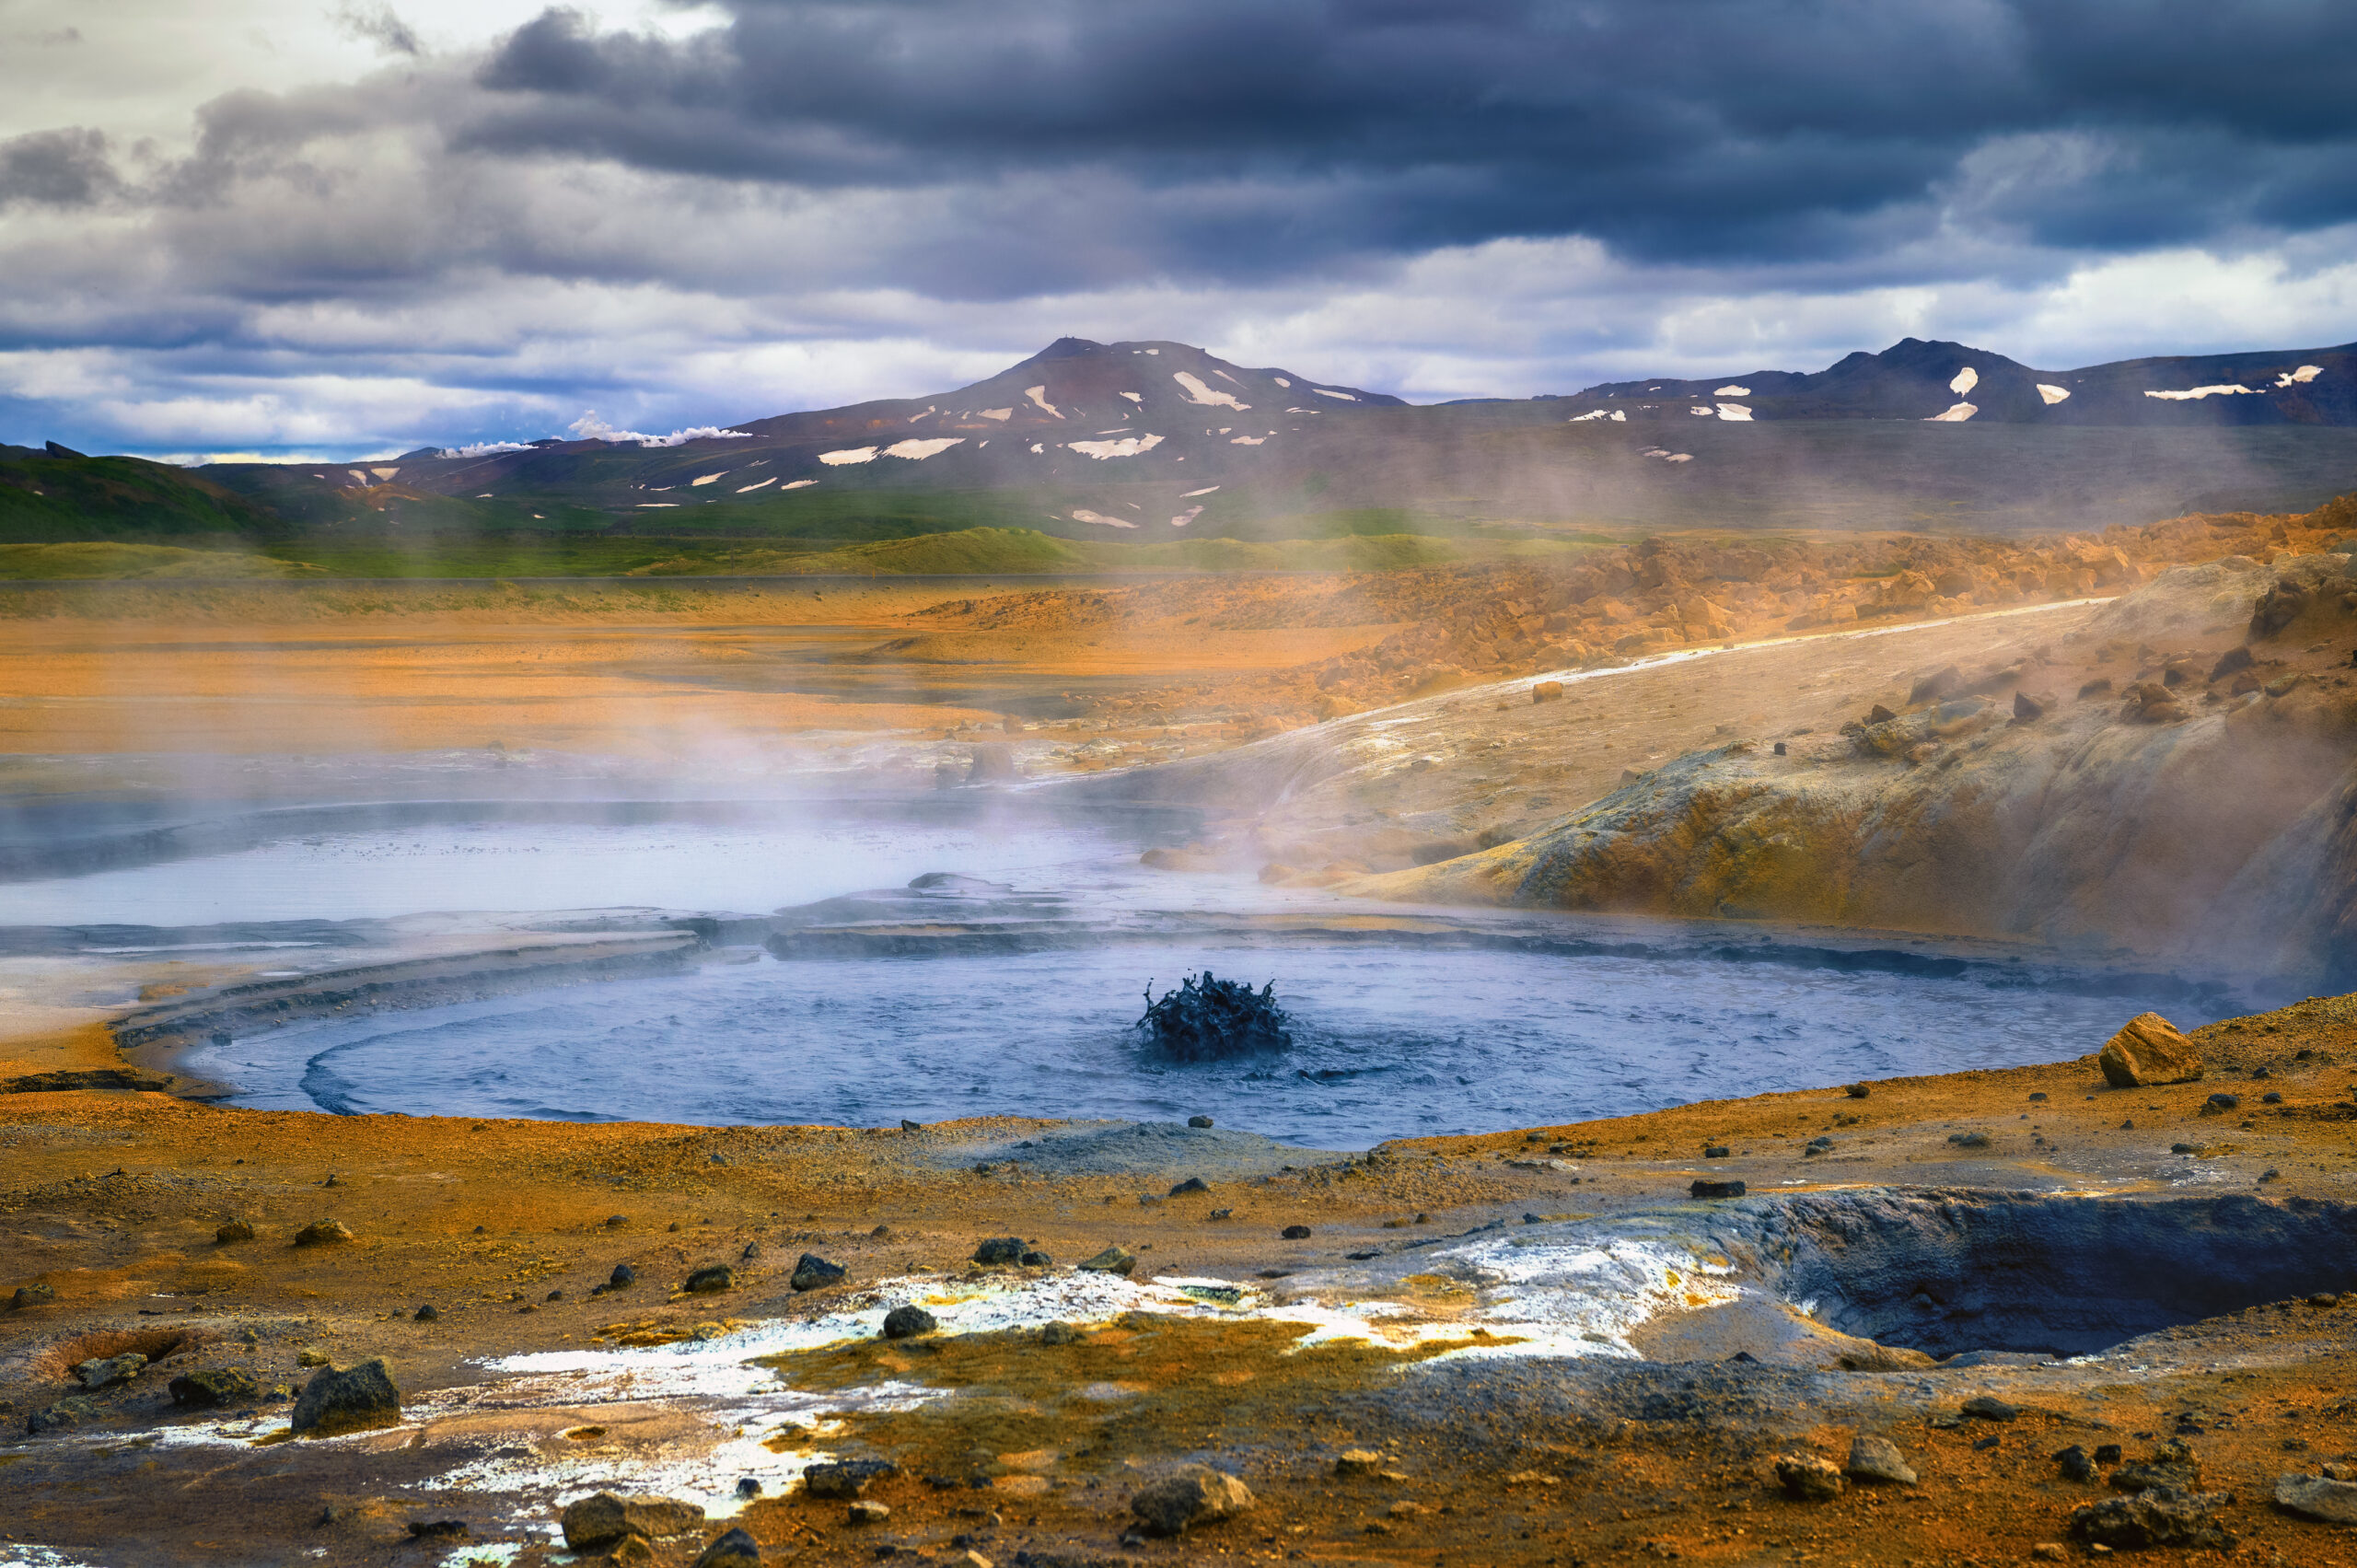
[1067,435,1165,459]
[1174,372,1249,411]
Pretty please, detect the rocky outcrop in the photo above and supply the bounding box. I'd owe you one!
[1355,554,2357,985]
[2099,1014,2203,1086]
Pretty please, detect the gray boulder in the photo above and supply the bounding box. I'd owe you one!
[1131,1466,1255,1536]
[289,1357,402,1437]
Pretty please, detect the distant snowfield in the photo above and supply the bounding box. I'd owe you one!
[1713,385,1751,397]
[2145,384,2257,401]
[1169,505,1203,527]
[819,447,877,465]
[882,437,965,460]
[976,408,1013,421]
[782,480,818,491]
[691,472,726,486]
[1713,402,1753,422]
[1949,366,1980,396]
[1067,435,1164,459]
[1229,435,1267,445]
[2038,384,2072,404]
[735,477,775,493]
[1311,387,1358,401]
[2280,365,2324,386]
[1070,508,1135,528]
[1026,386,1064,418]
[1174,371,1249,411]
[1925,402,1978,422]
[1181,485,1221,497]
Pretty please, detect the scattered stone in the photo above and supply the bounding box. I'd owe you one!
[1866,704,1897,725]
[74,1353,146,1390]
[1846,1434,1917,1485]
[693,1527,762,1568]
[292,1218,353,1248]
[847,1500,892,1525]
[563,1493,707,1550]
[882,1305,937,1340]
[168,1366,262,1408]
[900,1119,923,1132]
[2264,1091,2283,1103]
[1532,680,1565,703]
[1947,1132,1991,1149]
[413,1305,439,1322]
[2032,1545,2067,1562]
[2095,1445,2122,1464]
[1280,1225,1312,1239]
[1020,1249,1052,1265]
[606,1214,630,1227]
[2098,1013,2203,1087]
[1169,1177,1210,1196]
[9,1282,56,1310]
[870,1225,891,1238]
[740,1241,761,1261]
[790,1254,846,1292]
[737,1479,761,1499]
[806,1459,899,1499]
[26,1396,99,1434]
[1689,1179,1746,1199]
[2078,677,2114,697]
[2171,1143,2205,1156]
[2071,1488,2234,1550]
[2056,1446,2097,1482]
[296,1348,330,1367]
[1188,1115,1215,1128]
[1961,1396,2020,1422]
[2211,645,2256,682]
[1335,1450,1386,1477]
[289,1357,402,1437]
[1076,1246,1137,1276]
[2199,1092,2241,1115]
[215,1219,255,1245]
[2274,1473,2357,1525]
[1774,1454,1845,1501]
[686,1265,736,1295]
[408,1520,469,1541]
[1773,741,1788,756]
[972,1237,1028,1265]
[1703,1144,1730,1158]
[599,1539,658,1567]
[2112,1440,2200,1494]
[1130,1466,1256,1536]
[1040,1320,1085,1344]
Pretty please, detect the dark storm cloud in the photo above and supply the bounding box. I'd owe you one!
[451,0,2357,267]
[0,127,122,209]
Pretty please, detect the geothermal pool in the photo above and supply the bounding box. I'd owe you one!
[6,796,2228,1144]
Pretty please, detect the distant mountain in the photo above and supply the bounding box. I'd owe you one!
[1571,337,2357,425]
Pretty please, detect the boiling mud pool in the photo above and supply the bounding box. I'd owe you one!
[185,942,2216,1145]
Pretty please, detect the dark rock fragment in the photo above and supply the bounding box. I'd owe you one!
[882,1305,937,1339]
[685,1265,735,1295]
[290,1358,401,1437]
[693,1527,762,1567]
[972,1237,1028,1265]
[806,1459,898,1499]
[789,1254,845,1292]
[169,1366,262,1408]
[1689,1179,1746,1199]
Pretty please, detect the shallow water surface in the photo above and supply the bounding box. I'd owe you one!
[183,940,2217,1145]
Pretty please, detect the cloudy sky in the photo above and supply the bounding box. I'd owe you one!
[4,0,2356,460]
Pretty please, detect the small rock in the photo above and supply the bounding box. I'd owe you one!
[2095,1445,2122,1464]
[26,1396,99,1434]
[215,1219,255,1245]
[789,1254,846,1292]
[599,1539,658,1567]
[900,1118,923,1132]
[2264,1091,2283,1103]
[1281,1225,1312,1239]
[1774,1454,1845,1501]
[1131,1466,1256,1536]
[870,1225,891,1238]
[563,1493,707,1550]
[413,1305,439,1322]
[10,1282,57,1310]
[693,1527,762,1568]
[168,1366,262,1408]
[74,1353,146,1389]
[1689,1179,1746,1199]
[2056,1445,2096,1482]
[2013,691,2046,721]
[1335,1449,1386,1477]
[296,1348,331,1367]
[686,1265,735,1295]
[1961,1396,2020,1422]
[847,1500,891,1525]
[1846,1434,1917,1485]
[1947,1132,1991,1149]
[2098,1013,2203,1087]
[290,1357,402,1437]
[1207,1207,1233,1220]
[292,1218,353,1248]
[2032,1544,2067,1561]
[737,1479,761,1499]
[408,1521,469,1541]
[1040,1320,1084,1344]
[882,1305,937,1340]
[1020,1249,1052,1265]
[1076,1246,1136,1276]
[2071,1488,2234,1550]
[1532,680,1565,704]
[2199,1092,2240,1115]
[1866,704,1897,725]
[1703,1144,1730,1158]
[1188,1115,1214,1128]
[606,1214,630,1228]
[740,1241,761,1261]
[1169,1176,1210,1196]
[1846,1083,1871,1098]
[972,1237,1028,1265]
[806,1459,898,1499]
[2275,1472,2357,1524]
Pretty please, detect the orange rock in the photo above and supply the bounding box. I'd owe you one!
[2098,1013,2202,1087]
